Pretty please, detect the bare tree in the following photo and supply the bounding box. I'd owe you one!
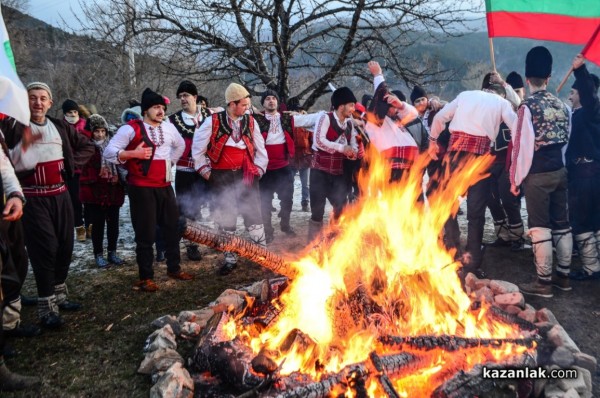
[77,0,480,109]
[1,0,30,12]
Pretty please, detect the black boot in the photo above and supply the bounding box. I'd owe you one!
[186,245,202,261]
[0,361,41,391]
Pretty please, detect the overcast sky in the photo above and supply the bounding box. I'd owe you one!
[27,0,84,29]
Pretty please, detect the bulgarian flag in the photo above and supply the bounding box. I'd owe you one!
[0,5,30,125]
[582,24,600,66]
[486,0,600,45]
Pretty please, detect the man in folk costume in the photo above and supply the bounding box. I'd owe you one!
[429,84,517,279]
[509,46,572,298]
[0,82,95,328]
[365,61,419,182]
[253,90,297,243]
[104,88,193,292]
[482,72,527,251]
[168,80,211,261]
[308,87,359,241]
[565,54,600,281]
[0,144,40,391]
[192,83,268,275]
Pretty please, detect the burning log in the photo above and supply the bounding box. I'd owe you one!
[266,363,370,398]
[379,335,538,352]
[489,306,537,331]
[182,220,298,279]
[431,353,536,398]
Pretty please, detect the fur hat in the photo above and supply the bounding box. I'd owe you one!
[368,80,391,120]
[506,71,524,89]
[410,86,427,104]
[572,73,600,92]
[121,105,142,124]
[331,87,357,109]
[261,90,280,105]
[391,90,406,102]
[525,46,553,79]
[27,82,52,100]
[61,99,79,114]
[141,88,166,113]
[176,80,198,97]
[88,114,108,132]
[225,83,250,104]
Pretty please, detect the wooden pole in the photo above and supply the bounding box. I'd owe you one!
[556,66,574,94]
[489,38,497,72]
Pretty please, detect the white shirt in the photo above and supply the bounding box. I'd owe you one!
[430,90,517,141]
[191,113,268,175]
[366,117,417,152]
[312,111,358,154]
[10,120,63,172]
[0,145,23,196]
[103,121,185,164]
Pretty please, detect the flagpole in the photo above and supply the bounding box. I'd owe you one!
[489,38,497,72]
[556,67,574,94]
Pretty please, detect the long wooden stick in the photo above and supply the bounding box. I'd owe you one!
[556,66,574,94]
[489,38,497,72]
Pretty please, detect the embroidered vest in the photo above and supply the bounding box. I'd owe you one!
[521,91,569,151]
[169,111,197,169]
[206,111,256,165]
[312,113,353,175]
[254,112,295,169]
[124,120,169,187]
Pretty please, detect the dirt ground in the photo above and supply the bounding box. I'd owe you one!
[3,174,599,397]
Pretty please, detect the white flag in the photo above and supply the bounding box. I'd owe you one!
[0,5,30,125]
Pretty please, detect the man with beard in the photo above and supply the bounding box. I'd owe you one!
[565,54,600,281]
[307,87,359,241]
[0,82,95,328]
[509,46,572,297]
[168,80,211,261]
[365,60,419,182]
[104,88,193,292]
[192,83,268,275]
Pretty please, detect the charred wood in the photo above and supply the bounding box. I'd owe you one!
[183,220,298,279]
[489,306,537,331]
[379,335,538,352]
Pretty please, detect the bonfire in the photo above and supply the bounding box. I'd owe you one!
[184,148,537,397]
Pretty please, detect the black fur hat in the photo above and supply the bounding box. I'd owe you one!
[331,87,357,108]
[261,90,280,105]
[506,71,524,89]
[525,46,552,79]
[176,80,198,97]
[410,86,427,104]
[141,88,166,113]
[62,99,79,114]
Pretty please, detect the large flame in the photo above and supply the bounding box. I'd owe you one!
[234,146,531,395]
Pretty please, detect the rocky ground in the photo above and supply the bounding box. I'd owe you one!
[3,174,599,397]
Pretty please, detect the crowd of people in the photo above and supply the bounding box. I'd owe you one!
[0,44,598,391]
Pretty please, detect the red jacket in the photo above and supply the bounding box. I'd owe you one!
[80,148,125,206]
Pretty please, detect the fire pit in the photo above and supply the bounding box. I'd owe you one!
[141,151,596,397]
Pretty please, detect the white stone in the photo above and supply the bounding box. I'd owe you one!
[177,308,214,324]
[575,366,592,394]
[489,279,519,294]
[472,286,494,303]
[144,324,177,353]
[533,379,547,397]
[180,321,202,338]
[138,348,184,375]
[544,381,566,398]
[150,362,194,398]
[518,308,536,323]
[551,346,575,368]
[547,325,580,353]
[563,388,579,398]
[494,292,525,308]
[557,367,587,394]
[573,352,597,374]
[464,272,479,292]
[536,308,558,325]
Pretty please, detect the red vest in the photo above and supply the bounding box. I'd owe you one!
[206,112,256,167]
[255,113,296,170]
[312,113,352,175]
[124,120,170,187]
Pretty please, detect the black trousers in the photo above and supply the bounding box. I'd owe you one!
[487,162,522,225]
[128,185,181,280]
[309,168,348,223]
[175,170,211,220]
[22,191,74,297]
[0,219,28,302]
[66,173,90,228]
[260,166,294,235]
[568,163,600,235]
[86,204,120,255]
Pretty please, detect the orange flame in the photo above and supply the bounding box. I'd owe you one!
[235,146,532,394]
